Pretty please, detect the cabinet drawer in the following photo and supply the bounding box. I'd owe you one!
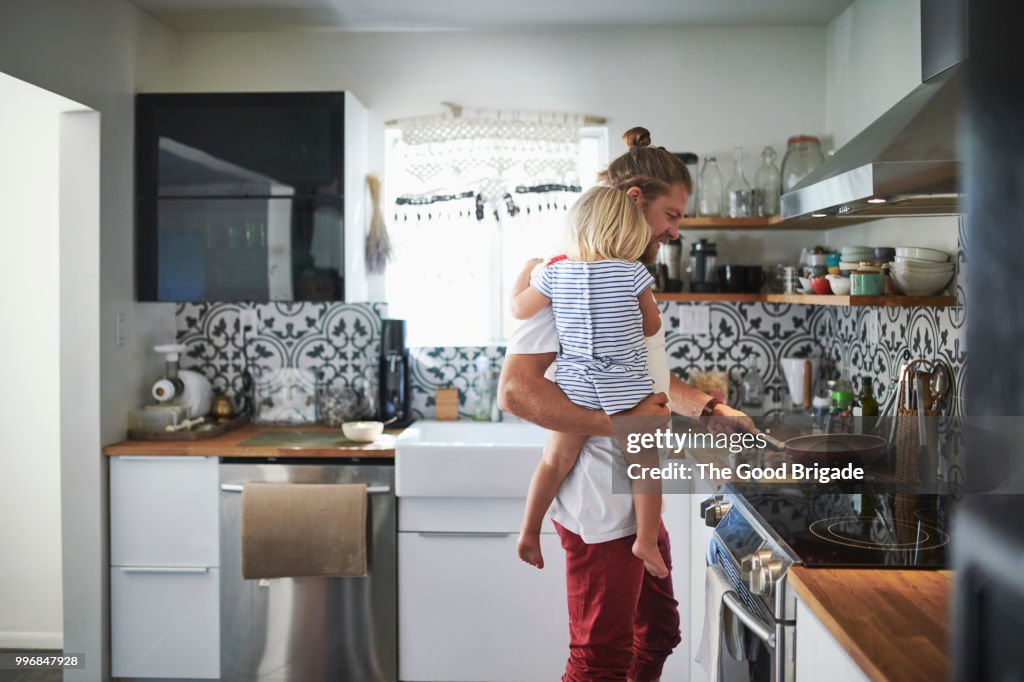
[111,566,219,679]
[398,531,567,681]
[110,456,218,567]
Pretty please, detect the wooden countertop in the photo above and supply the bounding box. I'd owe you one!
[103,423,398,459]
[789,565,952,682]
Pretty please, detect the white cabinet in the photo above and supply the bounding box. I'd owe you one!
[109,456,220,679]
[398,499,568,682]
[795,597,869,682]
[111,566,220,678]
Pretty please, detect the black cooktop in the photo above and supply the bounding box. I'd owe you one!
[725,485,955,569]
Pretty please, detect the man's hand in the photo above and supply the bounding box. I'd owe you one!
[618,392,670,418]
[706,402,757,436]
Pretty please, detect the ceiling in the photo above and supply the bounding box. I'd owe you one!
[128,0,855,33]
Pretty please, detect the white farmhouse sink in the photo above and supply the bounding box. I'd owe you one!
[395,420,547,497]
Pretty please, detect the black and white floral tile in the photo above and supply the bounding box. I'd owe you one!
[175,217,966,422]
[176,302,388,411]
[174,301,507,420]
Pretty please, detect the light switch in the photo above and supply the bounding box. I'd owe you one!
[114,311,127,347]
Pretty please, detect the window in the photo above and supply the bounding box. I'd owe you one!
[384,126,607,347]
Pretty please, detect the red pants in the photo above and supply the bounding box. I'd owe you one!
[554,521,681,682]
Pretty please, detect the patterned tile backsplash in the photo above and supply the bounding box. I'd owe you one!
[175,219,966,420]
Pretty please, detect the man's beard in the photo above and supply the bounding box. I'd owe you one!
[641,240,662,265]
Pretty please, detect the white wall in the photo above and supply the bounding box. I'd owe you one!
[0,73,79,650]
[142,26,827,280]
[0,2,180,678]
[825,0,921,148]
[822,0,958,257]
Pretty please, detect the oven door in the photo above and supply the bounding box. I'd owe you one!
[718,592,795,682]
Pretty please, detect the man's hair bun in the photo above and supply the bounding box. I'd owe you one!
[622,127,652,149]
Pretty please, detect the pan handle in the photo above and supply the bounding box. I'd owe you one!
[762,433,786,452]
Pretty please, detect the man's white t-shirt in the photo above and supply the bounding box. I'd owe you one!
[505,261,670,543]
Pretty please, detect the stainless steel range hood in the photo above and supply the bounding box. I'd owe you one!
[781,0,966,220]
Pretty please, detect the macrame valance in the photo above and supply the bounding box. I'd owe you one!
[392,108,586,222]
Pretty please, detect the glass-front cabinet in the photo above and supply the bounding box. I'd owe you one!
[136,92,367,302]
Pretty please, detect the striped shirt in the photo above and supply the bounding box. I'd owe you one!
[534,259,655,413]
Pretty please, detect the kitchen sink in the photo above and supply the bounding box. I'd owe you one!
[395,420,546,497]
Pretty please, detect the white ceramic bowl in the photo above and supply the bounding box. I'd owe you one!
[826,275,851,295]
[895,246,949,263]
[889,268,954,296]
[894,256,954,270]
[798,276,813,293]
[342,420,384,443]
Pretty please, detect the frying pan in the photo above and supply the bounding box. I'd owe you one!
[762,432,889,467]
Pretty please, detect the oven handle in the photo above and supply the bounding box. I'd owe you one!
[220,484,391,494]
[722,592,776,648]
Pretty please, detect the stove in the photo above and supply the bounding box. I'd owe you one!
[702,484,956,681]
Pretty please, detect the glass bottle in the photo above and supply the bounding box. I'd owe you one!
[725,147,753,217]
[698,157,723,216]
[739,359,765,411]
[781,135,825,193]
[858,377,879,416]
[826,378,854,434]
[754,146,781,216]
[471,356,495,421]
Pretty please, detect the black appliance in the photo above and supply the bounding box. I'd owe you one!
[135,91,366,302]
[378,319,412,426]
[701,484,956,681]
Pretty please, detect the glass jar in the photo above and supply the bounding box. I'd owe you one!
[739,359,765,410]
[725,147,753,218]
[698,157,723,216]
[754,146,781,216]
[781,135,825,193]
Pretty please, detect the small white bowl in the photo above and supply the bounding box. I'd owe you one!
[826,275,851,295]
[895,246,949,263]
[342,421,384,443]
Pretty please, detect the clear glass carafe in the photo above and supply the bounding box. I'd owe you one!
[697,157,723,216]
[754,146,781,216]
[725,147,753,218]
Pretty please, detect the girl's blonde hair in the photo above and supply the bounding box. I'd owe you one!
[566,186,650,263]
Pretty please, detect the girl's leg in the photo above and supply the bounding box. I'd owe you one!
[518,431,589,568]
[631,491,668,578]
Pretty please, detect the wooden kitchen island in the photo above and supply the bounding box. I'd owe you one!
[789,565,951,682]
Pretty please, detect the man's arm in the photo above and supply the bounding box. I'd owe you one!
[497,353,613,436]
[499,353,670,436]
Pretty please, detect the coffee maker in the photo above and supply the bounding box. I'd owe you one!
[378,319,412,426]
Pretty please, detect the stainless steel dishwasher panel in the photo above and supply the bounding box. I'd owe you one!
[219,461,397,682]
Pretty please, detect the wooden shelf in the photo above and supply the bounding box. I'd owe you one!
[678,216,880,231]
[655,292,764,303]
[655,292,958,307]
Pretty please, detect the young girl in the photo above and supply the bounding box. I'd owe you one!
[509,184,668,578]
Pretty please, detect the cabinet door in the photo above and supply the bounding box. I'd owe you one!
[796,598,869,682]
[110,456,218,567]
[398,531,568,682]
[110,566,220,679]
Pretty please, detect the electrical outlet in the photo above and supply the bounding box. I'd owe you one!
[114,311,127,347]
[866,310,880,343]
[240,309,258,332]
[678,306,710,336]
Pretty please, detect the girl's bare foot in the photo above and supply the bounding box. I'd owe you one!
[632,538,669,578]
[517,530,545,569]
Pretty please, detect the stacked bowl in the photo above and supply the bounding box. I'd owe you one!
[888,247,954,295]
[839,245,874,275]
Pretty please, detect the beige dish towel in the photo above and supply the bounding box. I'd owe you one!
[241,483,367,579]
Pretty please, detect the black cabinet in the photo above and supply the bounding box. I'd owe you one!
[135,92,367,302]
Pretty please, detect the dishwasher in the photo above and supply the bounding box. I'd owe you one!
[219,458,397,681]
